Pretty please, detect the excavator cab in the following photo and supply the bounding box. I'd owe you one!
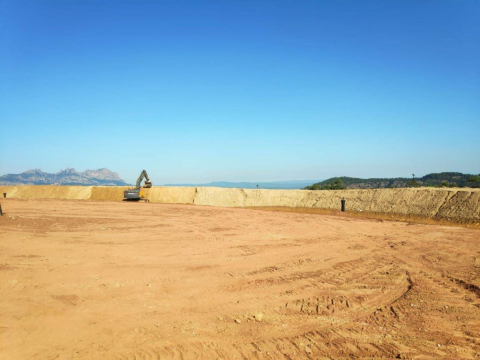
[124,188,146,201]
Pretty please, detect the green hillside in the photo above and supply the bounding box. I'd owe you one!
[305,172,480,190]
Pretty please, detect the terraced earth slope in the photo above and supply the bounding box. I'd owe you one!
[0,199,479,359]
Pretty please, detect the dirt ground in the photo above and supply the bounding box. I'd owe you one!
[0,199,479,359]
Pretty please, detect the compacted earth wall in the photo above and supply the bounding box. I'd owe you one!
[1,185,479,224]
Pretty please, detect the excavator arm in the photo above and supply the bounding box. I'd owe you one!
[136,170,152,188]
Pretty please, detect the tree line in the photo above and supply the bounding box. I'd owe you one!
[305,172,480,190]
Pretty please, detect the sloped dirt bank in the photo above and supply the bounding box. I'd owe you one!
[1,186,478,224]
[0,185,93,200]
[193,187,480,224]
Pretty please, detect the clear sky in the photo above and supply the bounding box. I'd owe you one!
[1,0,479,184]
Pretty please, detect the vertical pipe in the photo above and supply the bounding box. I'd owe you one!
[341,198,346,212]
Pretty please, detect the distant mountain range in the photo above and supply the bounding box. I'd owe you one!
[305,172,480,190]
[0,168,129,186]
[164,180,323,190]
[3,169,478,190]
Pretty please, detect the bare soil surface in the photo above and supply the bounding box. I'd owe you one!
[1,199,479,359]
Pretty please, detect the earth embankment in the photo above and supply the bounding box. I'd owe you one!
[0,185,478,224]
[0,185,93,200]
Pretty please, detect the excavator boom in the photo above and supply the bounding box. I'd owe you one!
[136,170,152,188]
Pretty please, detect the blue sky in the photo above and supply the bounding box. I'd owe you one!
[1,0,479,184]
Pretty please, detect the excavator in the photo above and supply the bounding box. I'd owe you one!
[123,170,152,201]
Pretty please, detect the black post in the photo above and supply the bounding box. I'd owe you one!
[0,204,3,216]
[3,193,5,198]
[341,198,346,212]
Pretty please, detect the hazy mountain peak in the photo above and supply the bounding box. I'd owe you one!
[0,168,129,186]
[24,168,44,174]
[82,168,122,180]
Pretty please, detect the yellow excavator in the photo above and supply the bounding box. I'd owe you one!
[123,170,152,201]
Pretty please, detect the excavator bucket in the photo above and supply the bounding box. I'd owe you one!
[144,181,152,188]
